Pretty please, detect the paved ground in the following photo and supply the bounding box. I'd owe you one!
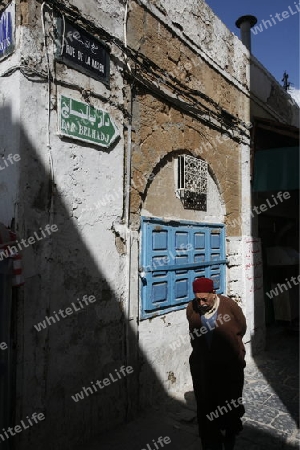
[236,325,299,450]
[75,325,299,450]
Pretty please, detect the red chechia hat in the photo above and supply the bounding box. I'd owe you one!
[192,277,214,293]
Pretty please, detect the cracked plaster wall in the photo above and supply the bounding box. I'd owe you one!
[1,0,129,448]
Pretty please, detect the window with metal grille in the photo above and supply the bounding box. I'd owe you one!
[177,155,208,210]
[140,217,226,319]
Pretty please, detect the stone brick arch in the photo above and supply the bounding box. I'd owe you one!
[130,149,226,228]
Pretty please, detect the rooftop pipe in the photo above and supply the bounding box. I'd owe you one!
[235,15,258,52]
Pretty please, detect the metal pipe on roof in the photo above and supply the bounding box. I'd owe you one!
[235,15,258,52]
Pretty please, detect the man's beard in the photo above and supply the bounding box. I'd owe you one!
[199,304,212,315]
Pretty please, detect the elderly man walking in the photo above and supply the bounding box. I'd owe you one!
[186,277,247,450]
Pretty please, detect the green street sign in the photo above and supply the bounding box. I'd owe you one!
[59,95,119,148]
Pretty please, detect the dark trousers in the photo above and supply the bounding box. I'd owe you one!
[223,435,236,450]
[201,439,223,450]
[201,434,236,450]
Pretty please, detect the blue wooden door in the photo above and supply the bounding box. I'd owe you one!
[140,217,226,319]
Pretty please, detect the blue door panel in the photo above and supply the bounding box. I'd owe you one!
[175,259,189,274]
[194,233,205,249]
[152,282,168,303]
[211,233,221,249]
[211,252,221,269]
[175,278,189,299]
[210,273,221,290]
[152,230,168,250]
[141,217,226,319]
[194,253,205,263]
[152,269,168,276]
[175,255,189,271]
[175,232,189,249]
[152,255,168,268]
[194,270,206,277]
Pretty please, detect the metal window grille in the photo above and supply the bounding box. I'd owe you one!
[177,155,207,210]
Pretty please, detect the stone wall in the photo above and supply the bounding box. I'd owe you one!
[127,1,250,235]
[126,0,252,409]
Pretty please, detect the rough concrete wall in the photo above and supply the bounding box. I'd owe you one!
[1,0,131,448]
[0,73,21,225]
[0,0,22,225]
[250,55,300,126]
[226,236,265,359]
[15,79,127,444]
[139,309,192,407]
[68,0,125,40]
[226,237,251,358]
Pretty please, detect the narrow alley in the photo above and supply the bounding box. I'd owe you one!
[75,324,299,450]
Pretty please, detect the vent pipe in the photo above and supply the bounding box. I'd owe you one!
[235,15,257,52]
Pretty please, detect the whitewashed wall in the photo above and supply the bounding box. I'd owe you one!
[1,0,130,448]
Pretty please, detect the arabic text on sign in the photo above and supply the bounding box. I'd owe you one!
[59,95,119,148]
[56,18,109,84]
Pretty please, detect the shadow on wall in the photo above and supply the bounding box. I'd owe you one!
[0,102,163,449]
[0,104,298,450]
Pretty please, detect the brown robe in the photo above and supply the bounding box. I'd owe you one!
[186,295,247,440]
